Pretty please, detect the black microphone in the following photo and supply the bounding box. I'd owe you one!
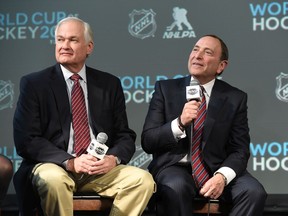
[87,132,109,159]
[186,79,202,102]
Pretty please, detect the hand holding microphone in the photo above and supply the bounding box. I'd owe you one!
[180,79,203,127]
[186,79,203,102]
[69,132,109,176]
[87,132,109,159]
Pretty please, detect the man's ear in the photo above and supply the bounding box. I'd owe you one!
[87,41,94,56]
[216,60,228,75]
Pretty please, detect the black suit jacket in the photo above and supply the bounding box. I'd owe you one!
[141,75,250,179]
[13,63,136,214]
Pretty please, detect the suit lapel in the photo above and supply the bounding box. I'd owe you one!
[202,80,227,149]
[86,67,103,134]
[49,64,71,146]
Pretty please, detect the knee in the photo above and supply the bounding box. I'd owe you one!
[242,182,267,203]
[140,171,156,193]
[159,184,187,199]
[34,167,74,193]
[251,186,267,203]
[0,156,13,178]
[161,177,193,196]
[132,169,156,194]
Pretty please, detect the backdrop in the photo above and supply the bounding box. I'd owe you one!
[1,0,287,197]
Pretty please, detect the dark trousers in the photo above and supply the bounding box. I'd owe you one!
[153,164,267,216]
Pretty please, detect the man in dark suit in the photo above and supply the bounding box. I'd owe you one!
[13,17,155,216]
[141,35,267,216]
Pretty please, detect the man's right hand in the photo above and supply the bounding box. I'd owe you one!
[180,100,201,126]
[67,154,99,174]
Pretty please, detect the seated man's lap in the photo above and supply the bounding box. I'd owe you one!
[75,164,154,198]
[220,171,267,205]
[32,163,153,198]
[154,165,198,202]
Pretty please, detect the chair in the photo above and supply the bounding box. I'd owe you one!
[72,196,228,215]
[147,196,231,215]
[73,192,113,212]
[35,192,113,216]
[192,197,231,215]
[34,194,230,215]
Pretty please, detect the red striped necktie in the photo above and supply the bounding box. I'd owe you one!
[191,93,210,188]
[70,74,91,156]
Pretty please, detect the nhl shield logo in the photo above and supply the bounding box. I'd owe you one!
[128,9,157,39]
[275,72,288,102]
[128,146,152,169]
[0,80,14,111]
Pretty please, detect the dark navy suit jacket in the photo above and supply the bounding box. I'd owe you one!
[141,75,250,179]
[13,63,136,215]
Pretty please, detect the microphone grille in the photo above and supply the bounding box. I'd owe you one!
[97,132,108,144]
[190,79,199,86]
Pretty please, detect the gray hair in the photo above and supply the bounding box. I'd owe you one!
[54,16,94,44]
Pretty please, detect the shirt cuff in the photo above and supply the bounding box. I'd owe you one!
[214,166,236,185]
[171,118,186,140]
[63,160,68,169]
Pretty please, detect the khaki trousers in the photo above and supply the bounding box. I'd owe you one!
[32,163,155,216]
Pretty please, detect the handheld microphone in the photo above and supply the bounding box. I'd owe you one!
[186,79,202,102]
[96,132,108,145]
[87,132,109,159]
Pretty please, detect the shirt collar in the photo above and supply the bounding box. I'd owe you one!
[61,64,87,83]
[202,79,215,98]
[190,77,215,98]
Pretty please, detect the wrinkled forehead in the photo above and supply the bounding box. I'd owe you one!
[195,36,221,52]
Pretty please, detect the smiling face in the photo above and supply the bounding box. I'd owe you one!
[55,19,94,73]
[188,36,228,84]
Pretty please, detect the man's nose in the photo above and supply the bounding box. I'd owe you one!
[62,40,70,48]
[195,51,203,59]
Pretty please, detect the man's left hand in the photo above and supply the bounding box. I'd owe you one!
[86,155,117,175]
[199,173,226,199]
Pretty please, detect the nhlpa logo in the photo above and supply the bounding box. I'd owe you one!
[163,7,196,39]
[0,80,14,111]
[128,9,157,39]
[275,72,288,102]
